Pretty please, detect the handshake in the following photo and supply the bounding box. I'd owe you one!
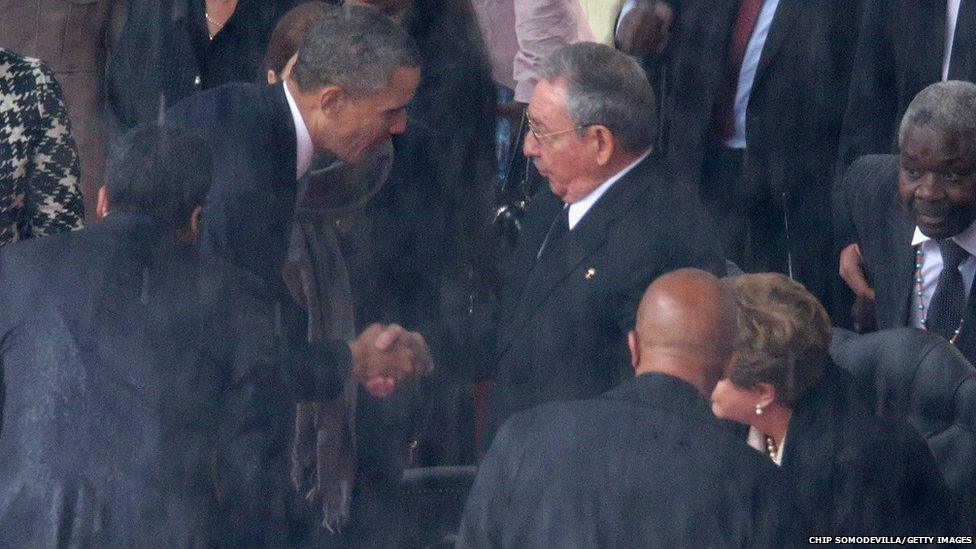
[347,323,434,398]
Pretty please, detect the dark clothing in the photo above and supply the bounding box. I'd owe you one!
[459,373,796,548]
[834,154,976,364]
[165,83,357,542]
[839,0,976,171]
[830,327,976,530]
[663,0,863,306]
[108,0,296,129]
[0,213,347,547]
[782,364,966,536]
[485,156,725,444]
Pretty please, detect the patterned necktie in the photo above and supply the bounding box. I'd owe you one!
[926,239,969,339]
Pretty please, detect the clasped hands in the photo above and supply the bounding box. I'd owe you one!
[348,323,433,398]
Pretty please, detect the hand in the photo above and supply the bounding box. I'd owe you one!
[348,323,433,397]
[839,243,875,300]
[615,0,674,58]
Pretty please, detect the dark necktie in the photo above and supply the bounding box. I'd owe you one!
[711,0,766,141]
[926,239,969,339]
[537,206,569,259]
[949,0,976,80]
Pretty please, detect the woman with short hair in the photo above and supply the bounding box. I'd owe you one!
[712,273,967,537]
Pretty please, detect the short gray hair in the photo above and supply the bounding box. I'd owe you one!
[290,5,421,98]
[899,80,976,150]
[538,42,655,152]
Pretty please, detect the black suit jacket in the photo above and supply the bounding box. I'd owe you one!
[663,0,863,299]
[485,156,724,442]
[839,0,976,171]
[837,154,976,364]
[460,373,796,548]
[0,213,347,547]
[781,365,967,536]
[166,82,349,372]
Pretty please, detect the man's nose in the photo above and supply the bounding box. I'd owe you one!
[916,172,946,199]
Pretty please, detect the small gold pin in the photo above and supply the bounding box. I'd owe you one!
[584,267,597,281]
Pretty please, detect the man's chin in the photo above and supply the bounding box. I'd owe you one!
[917,219,955,240]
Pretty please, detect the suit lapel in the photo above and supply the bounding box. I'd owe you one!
[753,0,802,86]
[888,207,916,328]
[498,159,653,356]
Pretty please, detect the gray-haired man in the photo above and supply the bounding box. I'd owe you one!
[837,80,976,364]
[163,5,430,543]
[484,42,724,446]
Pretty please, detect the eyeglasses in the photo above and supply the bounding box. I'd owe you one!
[526,118,591,145]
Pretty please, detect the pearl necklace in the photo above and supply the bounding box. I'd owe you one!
[763,435,778,462]
[205,11,227,40]
[914,247,965,344]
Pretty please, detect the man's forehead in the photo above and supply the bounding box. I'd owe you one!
[528,80,569,124]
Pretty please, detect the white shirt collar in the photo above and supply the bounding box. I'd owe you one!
[567,148,652,230]
[911,219,976,258]
[283,81,314,180]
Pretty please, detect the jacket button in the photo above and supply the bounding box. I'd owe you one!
[193,75,202,87]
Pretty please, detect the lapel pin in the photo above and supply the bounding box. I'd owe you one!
[584,267,597,281]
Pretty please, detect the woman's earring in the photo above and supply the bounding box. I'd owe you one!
[755,405,764,416]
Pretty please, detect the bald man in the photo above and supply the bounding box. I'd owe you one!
[457,269,797,548]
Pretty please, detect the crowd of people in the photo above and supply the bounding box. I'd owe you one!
[1,0,975,546]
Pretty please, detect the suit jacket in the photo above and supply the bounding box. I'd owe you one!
[663,0,863,300]
[485,156,724,442]
[838,0,976,171]
[0,0,119,219]
[0,213,348,547]
[781,364,967,536]
[837,154,976,364]
[459,373,796,548]
[0,48,85,246]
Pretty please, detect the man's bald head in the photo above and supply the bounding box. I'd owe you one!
[628,269,736,394]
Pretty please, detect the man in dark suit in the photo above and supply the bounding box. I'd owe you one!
[836,81,976,364]
[165,5,431,398]
[460,269,794,547]
[0,125,415,546]
[839,0,976,171]
[620,0,863,309]
[484,42,724,445]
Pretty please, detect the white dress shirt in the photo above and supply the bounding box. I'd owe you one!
[909,220,976,328]
[725,0,781,149]
[283,81,314,180]
[567,147,652,229]
[944,0,963,81]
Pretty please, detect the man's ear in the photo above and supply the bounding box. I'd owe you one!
[591,125,615,166]
[96,186,109,219]
[627,330,640,371]
[189,205,202,240]
[266,69,279,85]
[318,85,347,116]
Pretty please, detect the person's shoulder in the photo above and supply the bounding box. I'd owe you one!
[167,82,278,125]
[844,154,900,196]
[0,48,61,95]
